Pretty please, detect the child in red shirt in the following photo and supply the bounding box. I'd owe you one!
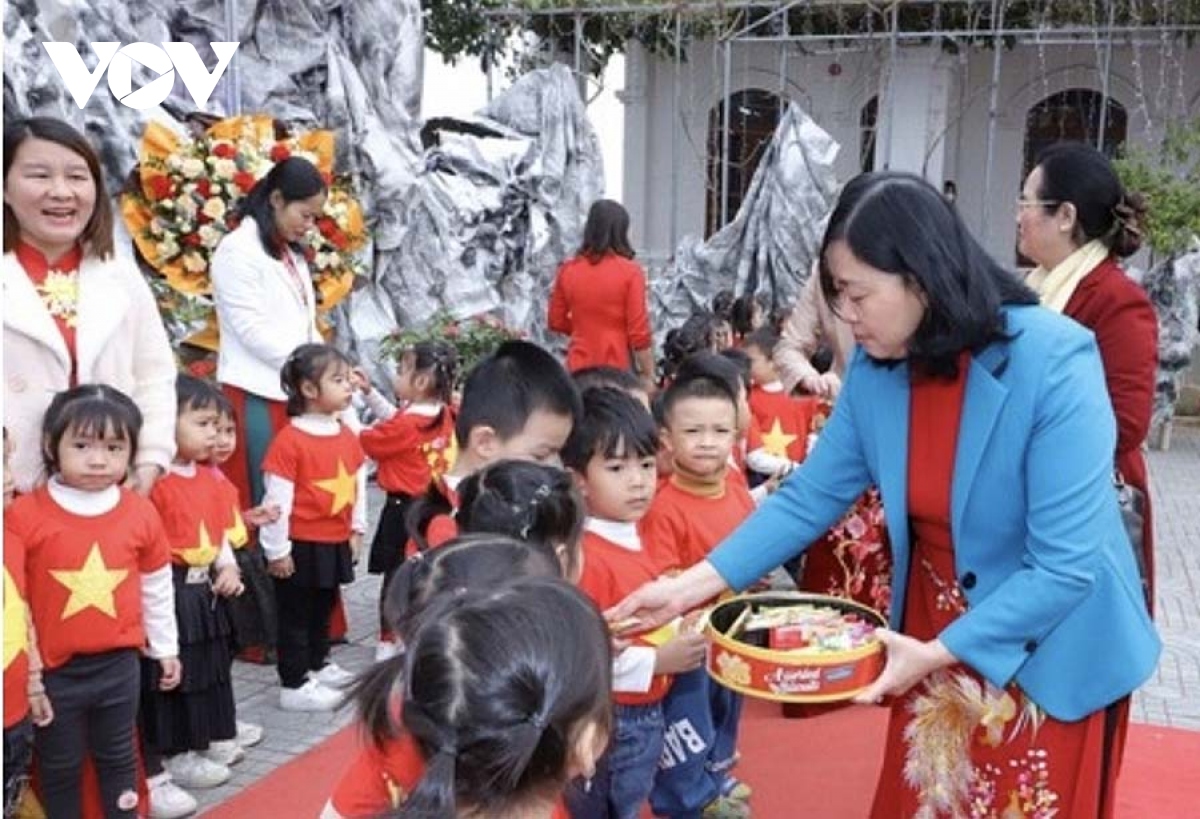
[6,385,179,819]
[640,361,756,818]
[405,341,581,554]
[142,376,246,797]
[357,341,457,660]
[260,344,367,712]
[743,328,821,470]
[561,387,707,819]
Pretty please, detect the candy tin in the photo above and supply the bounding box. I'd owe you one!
[704,591,886,703]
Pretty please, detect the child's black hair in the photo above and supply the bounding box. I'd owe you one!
[561,387,659,472]
[711,289,736,321]
[660,312,718,383]
[176,373,224,414]
[352,535,569,749]
[661,353,740,423]
[742,327,781,359]
[455,340,581,448]
[212,389,235,421]
[731,293,767,338]
[718,348,753,392]
[279,343,354,417]
[456,461,585,580]
[397,578,612,818]
[401,341,459,405]
[41,384,143,474]
[572,366,643,396]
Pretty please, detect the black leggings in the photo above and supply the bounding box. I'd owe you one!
[36,650,141,819]
[274,579,338,689]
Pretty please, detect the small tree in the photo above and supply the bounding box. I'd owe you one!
[1114,119,1200,260]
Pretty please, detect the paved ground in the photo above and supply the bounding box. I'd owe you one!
[197,422,1200,814]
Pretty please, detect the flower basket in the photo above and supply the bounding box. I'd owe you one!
[380,310,526,387]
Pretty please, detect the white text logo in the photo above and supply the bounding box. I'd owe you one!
[42,42,239,111]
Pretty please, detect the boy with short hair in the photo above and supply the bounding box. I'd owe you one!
[562,387,706,819]
[641,366,756,819]
[408,340,582,551]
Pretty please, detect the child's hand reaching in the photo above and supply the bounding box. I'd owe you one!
[350,367,373,395]
[212,564,244,597]
[158,657,182,690]
[349,533,364,564]
[243,503,281,528]
[653,632,708,675]
[267,555,295,579]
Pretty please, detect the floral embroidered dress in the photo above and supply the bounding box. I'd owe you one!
[869,358,1114,819]
[16,241,83,385]
[797,400,893,618]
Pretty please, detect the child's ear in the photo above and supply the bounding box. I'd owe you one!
[566,719,608,781]
[300,379,321,402]
[568,467,588,498]
[413,371,434,395]
[658,428,674,456]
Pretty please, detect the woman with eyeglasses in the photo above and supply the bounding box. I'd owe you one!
[1016,142,1158,613]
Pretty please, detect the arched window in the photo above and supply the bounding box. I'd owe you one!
[706,88,783,237]
[860,96,879,173]
[1022,89,1127,179]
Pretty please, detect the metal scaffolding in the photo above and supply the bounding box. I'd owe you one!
[477,1,1200,244]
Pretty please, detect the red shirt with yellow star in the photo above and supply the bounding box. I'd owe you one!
[262,421,366,543]
[4,525,31,727]
[150,466,236,567]
[360,404,456,496]
[748,383,821,463]
[6,486,171,671]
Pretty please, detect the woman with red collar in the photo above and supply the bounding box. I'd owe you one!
[3,117,176,498]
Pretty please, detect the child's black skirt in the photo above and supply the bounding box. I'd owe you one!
[367,492,414,575]
[140,567,237,755]
[291,539,355,589]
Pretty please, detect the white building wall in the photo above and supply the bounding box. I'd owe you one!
[623,38,1200,270]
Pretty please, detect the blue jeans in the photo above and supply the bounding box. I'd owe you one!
[708,685,743,776]
[650,668,721,818]
[567,702,664,819]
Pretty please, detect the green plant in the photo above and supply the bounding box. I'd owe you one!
[380,310,526,386]
[1115,118,1200,258]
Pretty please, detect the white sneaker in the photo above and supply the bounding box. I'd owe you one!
[312,662,355,688]
[235,720,264,747]
[201,739,245,767]
[279,678,343,711]
[374,640,402,662]
[163,751,231,789]
[147,772,198,819]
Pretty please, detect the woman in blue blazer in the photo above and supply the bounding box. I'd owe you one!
[611,173,1159,818]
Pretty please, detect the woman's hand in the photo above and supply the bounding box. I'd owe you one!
[606,562,728,632]
[267,555,295,579]
[129,464,164,496]
[158,657,182,691]
[800,372,842,400]
[852,631,956,705]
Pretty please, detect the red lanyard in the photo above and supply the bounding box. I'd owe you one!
[280,248,310,310]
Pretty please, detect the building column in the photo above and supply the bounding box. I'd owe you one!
[618,41,651,251]
[874,45,958,186]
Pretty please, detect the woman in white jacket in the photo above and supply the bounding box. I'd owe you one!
[209,157,328,661]
[3,117,176,495]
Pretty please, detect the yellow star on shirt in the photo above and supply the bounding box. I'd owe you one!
[760,418,799,459]
[313,459,357,515]
[226,506,248,549]
[50,543,128,620]
[4,569,28,668]
[424,435,457,481]
[178,521,219,566]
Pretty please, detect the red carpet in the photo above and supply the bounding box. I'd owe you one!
[202,700,1199,817]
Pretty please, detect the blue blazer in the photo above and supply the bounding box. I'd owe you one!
[710,305,1160,721]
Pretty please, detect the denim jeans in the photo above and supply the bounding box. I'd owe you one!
[650,667,721,818]
[567,702,665,819]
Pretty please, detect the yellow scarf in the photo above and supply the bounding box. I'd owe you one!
[1025,239,1110,314]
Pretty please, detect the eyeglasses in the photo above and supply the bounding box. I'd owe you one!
[1016,198,1060,209]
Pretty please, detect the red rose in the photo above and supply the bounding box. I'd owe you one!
[196,179,212,197]
[329,228,348,250]
[183,233,203,247]
[213,143,236,159]
[316,216,337,235]
[147,175,173,200]
[270,143,291,162]
[197,212,211,225]
[233,171,257,193]
[187,359,217,378]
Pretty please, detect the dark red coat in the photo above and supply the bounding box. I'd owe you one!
[1063,256,1158,601]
